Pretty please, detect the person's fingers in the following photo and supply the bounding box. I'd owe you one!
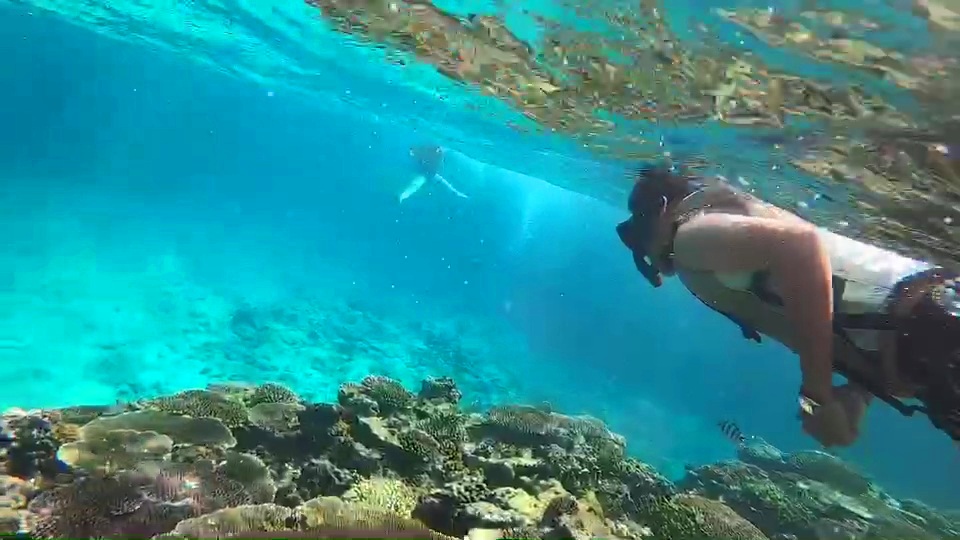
[802,414,834,447]
[801,402,856,448]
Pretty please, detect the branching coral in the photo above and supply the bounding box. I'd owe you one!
[419,377,462,404]
[343,477,419,518]
[485,405,558,438]
[397,428,442,464]
[247,383,300,408]
[360,376,416,414]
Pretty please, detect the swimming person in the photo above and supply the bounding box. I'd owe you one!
[399,145,469,203]
[616,164,960,447]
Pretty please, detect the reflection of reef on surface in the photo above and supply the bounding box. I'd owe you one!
[303,0,960,267]
[2,376,957,539]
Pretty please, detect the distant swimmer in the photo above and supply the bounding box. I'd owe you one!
[399,145,469,203]
[616,163,960,448]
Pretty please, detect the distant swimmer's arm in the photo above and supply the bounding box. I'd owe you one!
[399,175,427,203]
[672,213,835,404]
[436,175,469,198]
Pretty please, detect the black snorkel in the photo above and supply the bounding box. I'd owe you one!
[616,194,668,288]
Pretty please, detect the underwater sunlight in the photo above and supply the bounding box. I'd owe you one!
[1,0,960,538]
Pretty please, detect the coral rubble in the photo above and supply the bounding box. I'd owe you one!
[0,376,957,539]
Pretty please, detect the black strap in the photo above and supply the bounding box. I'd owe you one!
[728,273,928,419]
[703,301,762,342]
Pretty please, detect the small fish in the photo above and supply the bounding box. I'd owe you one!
[718,420,747,445]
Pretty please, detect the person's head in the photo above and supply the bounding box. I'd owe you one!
[410,145,444,174]
[616,163,702,287]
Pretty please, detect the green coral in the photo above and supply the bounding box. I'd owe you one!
[437,443,468,479]
[216,452,277,505]
[444,474,488,504]
[416,409,469,478]
[899,498,960,536]
[300,496,455,539]
[343,477,419,518]
[556,414,614,441]
[543,444,593,494]
[162,503,297,538]
[542,493,578,522]
[361,376,415,413]
[247,402,304,433]
[787,450,873,496]
[149,451,275,512]
[247,383,300,408]
[682,462,817,536]
[419,376,462,404]
[738,474,818,534]
[158,497,460,539]
[584,437,628,477]
[144,390,249,428]
[397,428,442,463]
[501,525,543,539]
[863,514,944,540]
[486,405,557,436]
[417,409,467,446]
[639,494,769,540]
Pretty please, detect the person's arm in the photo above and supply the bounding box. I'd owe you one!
[672,212,835,403]
[398,175,427,203]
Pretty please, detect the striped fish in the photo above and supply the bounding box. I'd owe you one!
[717,420,747,445]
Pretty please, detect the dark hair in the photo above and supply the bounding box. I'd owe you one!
[627,164,699,215]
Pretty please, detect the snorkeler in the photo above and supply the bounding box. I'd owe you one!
[399,145,469,203]
[616,164,960,448]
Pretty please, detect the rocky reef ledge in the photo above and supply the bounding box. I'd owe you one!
[0,375,957,539]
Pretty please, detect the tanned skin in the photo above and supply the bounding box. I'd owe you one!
[653,201,871,447]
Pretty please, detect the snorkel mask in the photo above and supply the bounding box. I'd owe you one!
[616,161,705,288]
[616,193,668,287]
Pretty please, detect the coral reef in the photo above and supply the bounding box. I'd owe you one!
[0,376,957,539]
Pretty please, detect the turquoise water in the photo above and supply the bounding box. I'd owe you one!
[1,0,957,515]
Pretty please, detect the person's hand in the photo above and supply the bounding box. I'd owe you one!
[800,385,868,448]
